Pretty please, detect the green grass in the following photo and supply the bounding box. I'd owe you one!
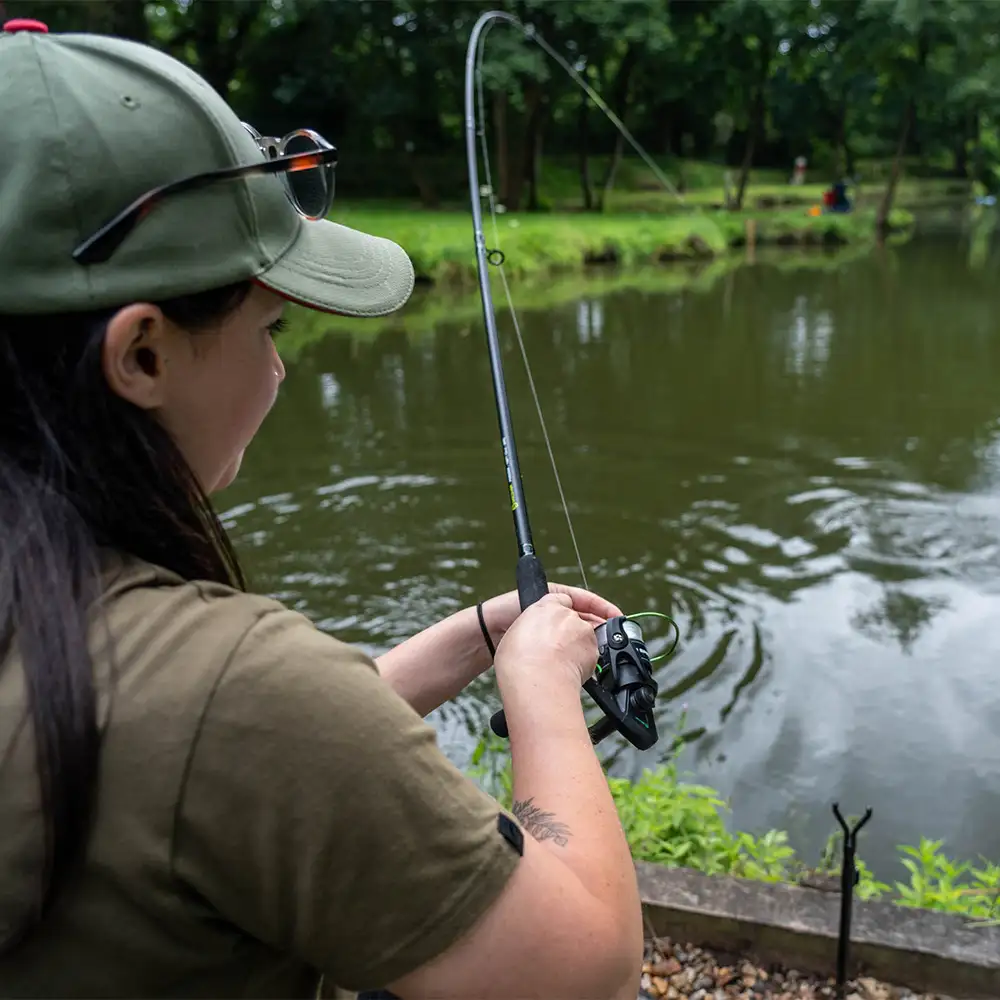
[521,155,970,214]
[589,176,969,215]
[327,201,914,288]
[469,729,1000,927]
[320,152,938,289]
[341,151,971,214]
[330,204,726,283]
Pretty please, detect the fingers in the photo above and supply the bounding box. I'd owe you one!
[549,583,623,620]
[539,592,574,609]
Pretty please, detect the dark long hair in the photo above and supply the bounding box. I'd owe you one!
[0,281,253,950]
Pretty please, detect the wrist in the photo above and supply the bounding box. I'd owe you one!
[496,663,591,742]
[493,649,589,701]
[476,595,506,656]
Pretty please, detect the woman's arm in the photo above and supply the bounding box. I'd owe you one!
[388,595,644,1000]
[373,604,494,717]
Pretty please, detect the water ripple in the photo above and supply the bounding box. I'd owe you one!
[226,250,1000,873]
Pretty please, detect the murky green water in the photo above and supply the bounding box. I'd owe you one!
[221,233,1000,876]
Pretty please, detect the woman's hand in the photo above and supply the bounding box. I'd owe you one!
[492,592,603,690]
[482,583,623,649]
[375,582,623,719]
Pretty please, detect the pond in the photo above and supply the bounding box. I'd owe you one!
[221,231,1000,879]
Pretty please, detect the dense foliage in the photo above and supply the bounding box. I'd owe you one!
[8,0,1000,218]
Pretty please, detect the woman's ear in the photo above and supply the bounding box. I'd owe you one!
[102,303,173,411]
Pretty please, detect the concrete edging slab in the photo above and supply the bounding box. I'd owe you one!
[636,862,1000,999]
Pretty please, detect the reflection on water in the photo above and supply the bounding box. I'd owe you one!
[221,237,1000,876]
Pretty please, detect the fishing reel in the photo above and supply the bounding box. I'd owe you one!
[488,578,663,752]
[584,615,659,750]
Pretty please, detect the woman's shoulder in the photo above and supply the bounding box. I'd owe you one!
[92,550,378,719]
[99,548,286,622]
[96,549,326,654]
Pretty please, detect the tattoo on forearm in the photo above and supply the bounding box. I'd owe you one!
[512,797,571,847]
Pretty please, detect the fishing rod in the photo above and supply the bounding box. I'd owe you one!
[464,10,668,752]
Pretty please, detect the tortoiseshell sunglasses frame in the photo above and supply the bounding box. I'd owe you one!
[72,124,338,266]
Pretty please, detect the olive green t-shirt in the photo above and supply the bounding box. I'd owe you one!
[0,555,521,997]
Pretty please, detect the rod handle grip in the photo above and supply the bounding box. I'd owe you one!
[515,551,549,610]
[490,553,549,739]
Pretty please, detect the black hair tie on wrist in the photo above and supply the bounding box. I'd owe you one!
[476,602,496,659]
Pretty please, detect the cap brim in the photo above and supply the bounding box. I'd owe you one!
[256,218,415,318]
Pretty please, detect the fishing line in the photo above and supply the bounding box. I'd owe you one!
[524,26,686,206]
[473,19,590,592]
[472,16,687,595]
[465,10,684,749]
[473,13,684,657]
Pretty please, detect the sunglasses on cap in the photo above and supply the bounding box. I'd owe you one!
[71,123,338,266]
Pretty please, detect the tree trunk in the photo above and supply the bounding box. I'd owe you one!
[505,81,541,212]
[407,155,439,208]
[878,28,928,232]
[969,111,986,188]
[954,132,968,179]
[876,98,914,234]
[597,132,626,212]
[954,110,975,178]
[733,86,764,211]
[494,91,509,205]
[835,102,848,177]
[579,91,594,211]
[834,101,857,179]
[525,97,547,212]
[594,44,639,212]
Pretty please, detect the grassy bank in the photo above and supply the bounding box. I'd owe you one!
[329,202,914,287]
[469,733,1000,927]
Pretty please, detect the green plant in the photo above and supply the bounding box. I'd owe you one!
[607,764,745,875]
[734,829,797,883]
[468,731,514,808]
[813,827,891,900]
[465,723,999,928]
[893,839,1000,924]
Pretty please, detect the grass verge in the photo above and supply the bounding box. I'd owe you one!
[328,203,914,288]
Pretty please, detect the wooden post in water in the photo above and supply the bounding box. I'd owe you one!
[746,217,757,263]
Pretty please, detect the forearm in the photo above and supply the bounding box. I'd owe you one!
[374,605,494,716]
[497,668,642,943]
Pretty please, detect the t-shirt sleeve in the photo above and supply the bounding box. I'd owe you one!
[170,605,522,991]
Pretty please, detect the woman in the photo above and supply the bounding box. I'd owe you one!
[0,21,644,1000]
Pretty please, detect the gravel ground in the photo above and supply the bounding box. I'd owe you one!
[640,935,946,1000]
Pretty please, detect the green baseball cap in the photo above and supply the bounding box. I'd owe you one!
[0,21,415,317]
